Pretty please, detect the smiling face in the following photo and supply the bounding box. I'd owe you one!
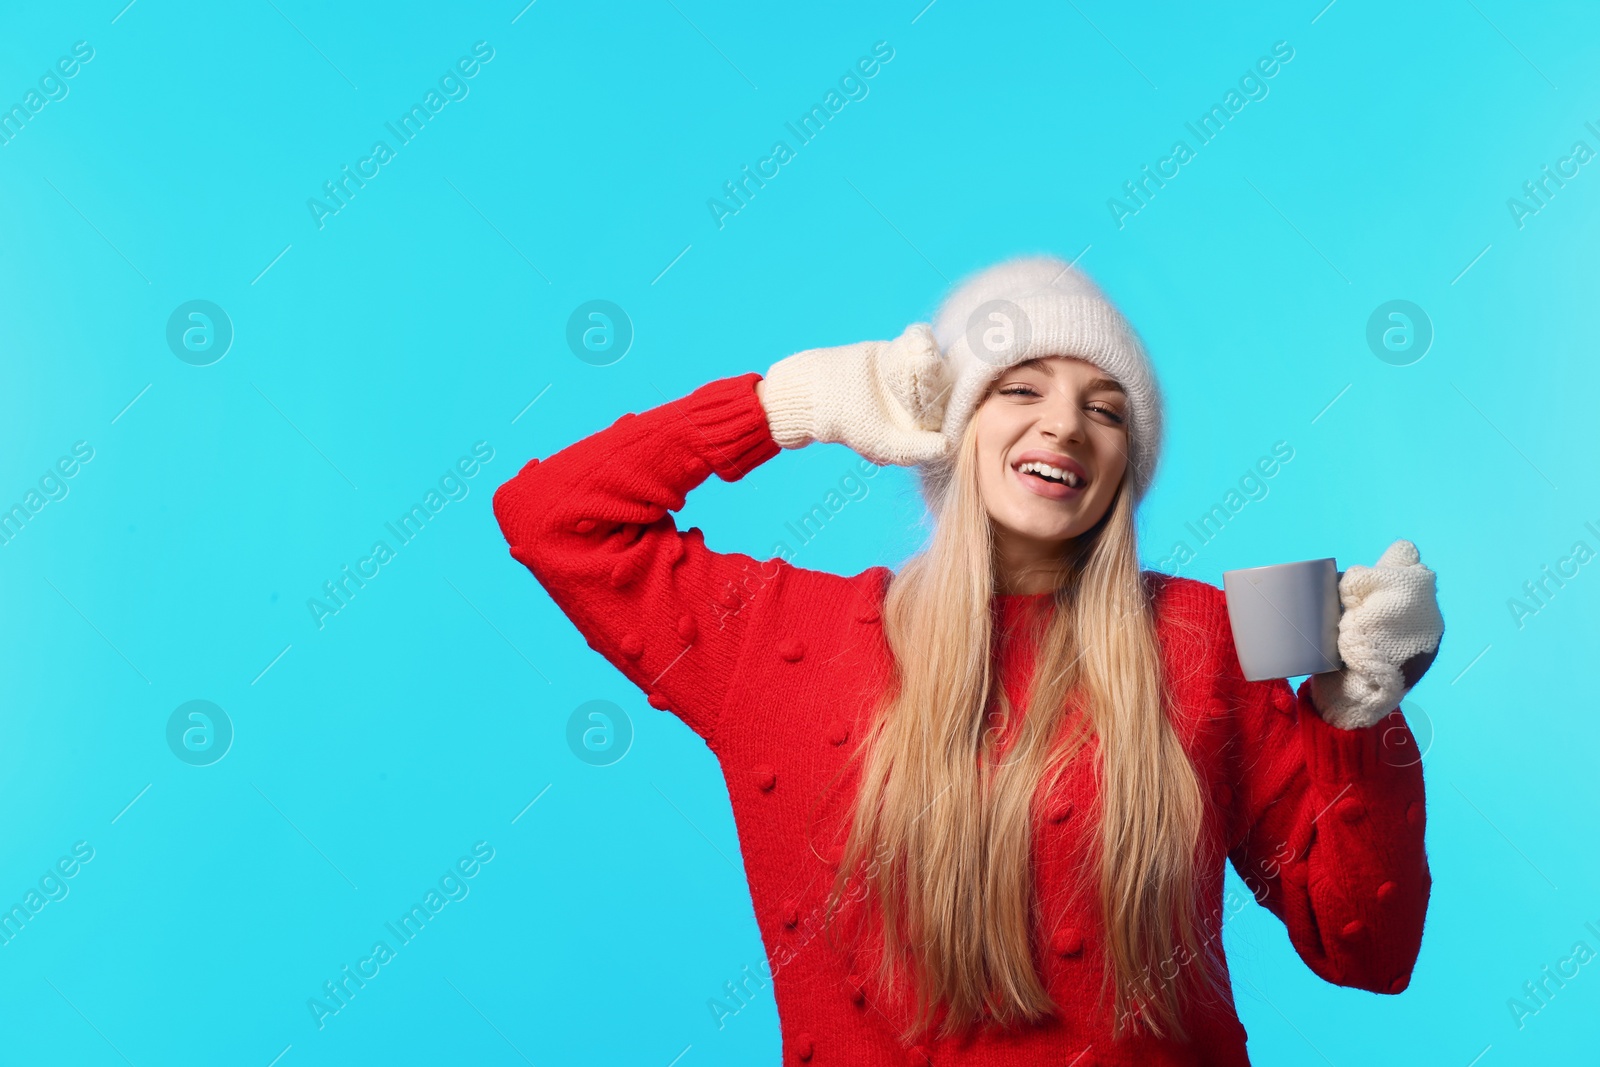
[971,356,1131,593]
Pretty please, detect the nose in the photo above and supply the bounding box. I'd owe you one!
[1035,386,1087,444]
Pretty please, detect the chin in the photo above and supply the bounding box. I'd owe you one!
[994,506,1079,546]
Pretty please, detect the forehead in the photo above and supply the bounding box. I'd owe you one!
[1003,356,1125,393]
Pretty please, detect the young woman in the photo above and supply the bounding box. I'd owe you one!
[492,256,1444,1066]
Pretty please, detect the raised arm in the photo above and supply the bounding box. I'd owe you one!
[1212,587,1432,995]
[491,372,781,747]
[492,324,955,747]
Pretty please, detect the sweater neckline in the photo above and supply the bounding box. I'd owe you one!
[993,590,1059,603]
[992,590,1059,633]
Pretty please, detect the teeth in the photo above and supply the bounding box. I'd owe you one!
[1018,460,1082,487]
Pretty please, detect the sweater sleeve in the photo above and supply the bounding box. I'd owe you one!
[1210,587,1432,995]
[491,372,782,747]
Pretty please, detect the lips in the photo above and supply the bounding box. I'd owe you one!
[1012,463,1083,501]
[1011,449,1089,490]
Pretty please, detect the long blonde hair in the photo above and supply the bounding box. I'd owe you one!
[817,405,1228,1044]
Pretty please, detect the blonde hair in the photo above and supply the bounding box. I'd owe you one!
[816,402,1228,1044]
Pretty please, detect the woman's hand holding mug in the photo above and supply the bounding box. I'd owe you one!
[1309,538,1445,730]
[1224,538,1444,731]
[757,323,953,467]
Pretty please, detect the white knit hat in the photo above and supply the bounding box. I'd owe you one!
[917,255,1164,515]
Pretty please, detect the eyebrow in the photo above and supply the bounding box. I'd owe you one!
[1010,359,1126,394]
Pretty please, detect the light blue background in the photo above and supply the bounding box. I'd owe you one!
[1,0,1595,1063]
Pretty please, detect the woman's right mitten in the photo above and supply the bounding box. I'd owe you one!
[759,323,953,467]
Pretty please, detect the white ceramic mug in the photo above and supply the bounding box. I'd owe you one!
[1222,558,1344,682]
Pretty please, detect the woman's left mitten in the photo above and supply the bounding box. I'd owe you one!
[1309,539,1444,730]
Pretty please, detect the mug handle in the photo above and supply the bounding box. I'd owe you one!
[1327,568,1346,672]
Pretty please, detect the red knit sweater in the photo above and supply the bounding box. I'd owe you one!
[491,372,1431,1067]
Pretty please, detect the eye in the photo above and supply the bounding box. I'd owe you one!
[1000,386,1125,424]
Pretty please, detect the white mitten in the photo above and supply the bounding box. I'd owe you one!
[759,323,952,467]
[1310,539,1445,730]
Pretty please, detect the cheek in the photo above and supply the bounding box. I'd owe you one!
[972,436,1015,510]
[970,418,1009,474]
[975,449,1008,501]
[1094,430,1130,481]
